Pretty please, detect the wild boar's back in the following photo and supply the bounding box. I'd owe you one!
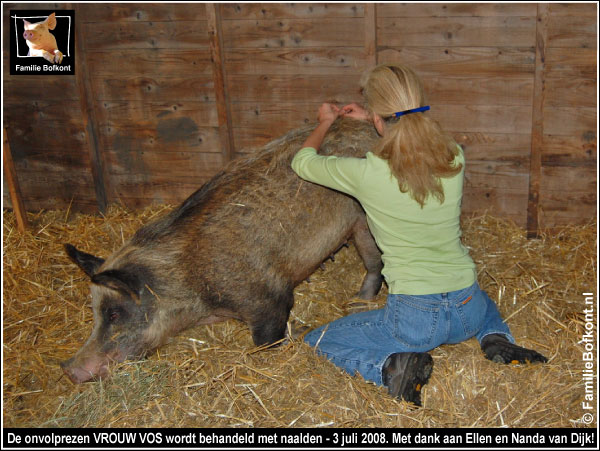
[130,118,379,286]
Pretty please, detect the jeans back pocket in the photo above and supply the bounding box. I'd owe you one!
[385,295,440,349]
[453,290,487,338]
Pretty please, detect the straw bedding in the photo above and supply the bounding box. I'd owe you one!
[2,205,596,428]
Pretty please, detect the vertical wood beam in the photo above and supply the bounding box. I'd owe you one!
[364,3,377,68]
[526,3,549,238]
[3,128,29,232]
[207,3,235,163]
[74,4,108,213]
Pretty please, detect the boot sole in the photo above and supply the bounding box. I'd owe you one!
[385,353,433,407]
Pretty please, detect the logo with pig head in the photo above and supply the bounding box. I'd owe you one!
[10,10,75,75]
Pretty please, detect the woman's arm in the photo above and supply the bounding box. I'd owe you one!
[300,103,341,151]
[292,103,365,196]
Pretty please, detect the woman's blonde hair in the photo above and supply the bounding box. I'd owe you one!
[361,64,461,207]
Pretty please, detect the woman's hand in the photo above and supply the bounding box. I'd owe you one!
[341,103,371,122]
[300,103,342,151]
[318,103,342,125]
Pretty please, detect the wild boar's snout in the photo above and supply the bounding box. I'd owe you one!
[60,355,110,384]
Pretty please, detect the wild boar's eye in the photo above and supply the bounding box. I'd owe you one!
[106,307,124,323]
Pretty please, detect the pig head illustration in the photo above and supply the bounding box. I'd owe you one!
[23,12,63,64]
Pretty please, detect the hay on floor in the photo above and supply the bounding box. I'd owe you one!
[2,205,597,428]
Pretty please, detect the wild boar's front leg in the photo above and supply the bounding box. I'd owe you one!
[247,288,294,347]
[352,216,384,300]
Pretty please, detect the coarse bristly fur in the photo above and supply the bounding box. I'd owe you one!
[62,118,385,383]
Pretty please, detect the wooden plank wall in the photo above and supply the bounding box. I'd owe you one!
[3,3,597,229]
[539,3,597,227]
[220,3,368,150]
[78,4,221,209]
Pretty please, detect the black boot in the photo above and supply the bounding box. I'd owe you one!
[382,352,433,407]
[480,334,548,364]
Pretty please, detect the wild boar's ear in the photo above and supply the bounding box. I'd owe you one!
[91,269,144,301]
[23,19,31,29]
[64,244,105,278]
[46,12,57,30]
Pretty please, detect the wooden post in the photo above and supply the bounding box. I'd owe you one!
[526,3,549,238]
[364,3,377,68]
[3,128,29,232]
[74,4,108,214]
[206,3,235,163]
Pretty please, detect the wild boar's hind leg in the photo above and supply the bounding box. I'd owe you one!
[352,216,384,300]
[248,289,294,347]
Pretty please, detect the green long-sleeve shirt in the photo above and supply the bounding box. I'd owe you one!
[291,146,476,295]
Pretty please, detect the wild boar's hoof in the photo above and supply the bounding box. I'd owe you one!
[480,334,548,364]
[356,273,384,300]
[250,317,288,348]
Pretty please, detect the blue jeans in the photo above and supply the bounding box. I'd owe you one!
[304,281,513,386]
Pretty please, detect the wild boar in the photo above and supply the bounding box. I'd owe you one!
[22,12,63,64]
[61,118,383,384]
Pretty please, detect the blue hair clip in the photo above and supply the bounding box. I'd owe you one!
[394,105,430,117]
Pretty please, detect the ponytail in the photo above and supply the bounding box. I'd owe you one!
[375,113,461,207]
[361,64,462,207]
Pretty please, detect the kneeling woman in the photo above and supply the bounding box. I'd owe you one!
[291,64,547,406]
